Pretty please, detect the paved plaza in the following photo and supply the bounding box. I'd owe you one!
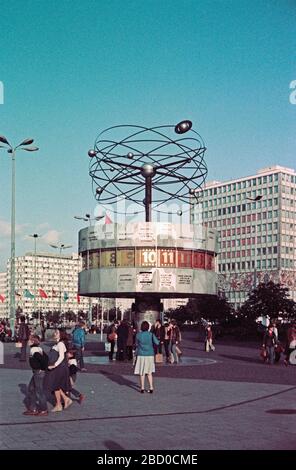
[1,332,296,450]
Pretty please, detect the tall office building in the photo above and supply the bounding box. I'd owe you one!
[2,252,90,318]
[191,165,296,309]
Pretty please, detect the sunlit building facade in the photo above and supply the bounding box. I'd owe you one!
[191,166,296,309]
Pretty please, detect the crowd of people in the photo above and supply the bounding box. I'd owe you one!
[261,320,296,366]
[4,313,296,411]
[0,320,12,342]
[106,318,183,365]
[21,320,86,416]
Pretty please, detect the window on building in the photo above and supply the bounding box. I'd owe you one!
[262,259,266,269]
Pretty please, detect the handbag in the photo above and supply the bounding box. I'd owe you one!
[155,353,163,363]
[107,332,117,342]
[176,346,182,356]
[260,347,267,359]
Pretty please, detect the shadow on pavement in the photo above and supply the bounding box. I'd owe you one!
[99,369,139,391]
[18,383,29,408]
[266,409,296,415]
[104,440,125,450]
[220,354,262,364]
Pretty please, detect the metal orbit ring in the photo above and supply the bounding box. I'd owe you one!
[88,121,207,216]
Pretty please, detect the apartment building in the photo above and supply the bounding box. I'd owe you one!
[2,252,89,318]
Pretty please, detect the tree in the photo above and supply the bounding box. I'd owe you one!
[239,281,296,322]
[192,295,233,323]
[167,295,233,325]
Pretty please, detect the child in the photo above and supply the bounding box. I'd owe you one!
[23,334,48,416]
[67,349,85,404]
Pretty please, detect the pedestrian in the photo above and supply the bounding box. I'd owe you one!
[45,329,72,412]
[134,321,159,393]
[284,322,296,366]
[167,319,181,363]
[262,325,277,364]
[23,334,49,416]
[151,319,165,355]
[271,320,278,341]
[0,322,5,342]
[205,324,215,352]
[126,322,135,361]
[67,349,85,404]
[116,319,129,361]
[72,321,87,371]
[18,315,30,362]
[163,322,171,363]
[106,322,117,361]
[41,320,46,342]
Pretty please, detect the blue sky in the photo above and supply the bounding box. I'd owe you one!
[0,0,295,270]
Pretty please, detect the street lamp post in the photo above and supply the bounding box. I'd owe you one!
[74,213,105,326]
[50,243,72,319]
[29,233,41,324]
[0,136,39,336]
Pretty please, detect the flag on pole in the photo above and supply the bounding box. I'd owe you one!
[24,289,34,299]
[39,288,48,299]
[52,289,58,297]
[77,294,80,303]
[64,291,69,301]
[105,214,112,224]
[0,294,5,303]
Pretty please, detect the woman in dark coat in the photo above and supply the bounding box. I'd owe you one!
[45,329,71,412]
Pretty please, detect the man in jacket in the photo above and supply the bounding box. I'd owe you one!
[263,325,277,364]
[18,316,30,362]
[72,321,87,371]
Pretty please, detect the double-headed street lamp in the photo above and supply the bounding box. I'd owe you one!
[0,135,39,336]
[50,243,72,317]
[74,213,105,226]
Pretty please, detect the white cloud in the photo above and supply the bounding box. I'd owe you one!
[0,219,28,237]
[41,230,62,245]
[36,222,51,232]
[0,220,10,237]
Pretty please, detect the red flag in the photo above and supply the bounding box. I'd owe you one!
[77,294,80,303]
[0,294,5,303]
[105,214,112,224]
[39,289,48,299]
